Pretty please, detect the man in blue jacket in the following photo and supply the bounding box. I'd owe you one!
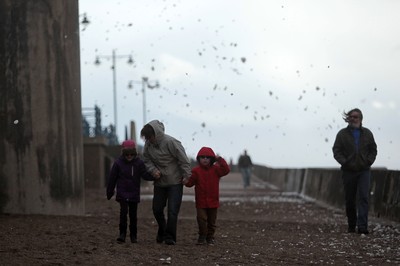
[332,108,377,234]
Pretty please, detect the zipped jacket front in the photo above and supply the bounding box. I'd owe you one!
[106,156,154,202]
[142,120,191,187]
[332,126,377,171]
[185,156,230,209]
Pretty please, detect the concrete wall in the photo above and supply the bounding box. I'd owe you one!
[0,0,84,215]
[253,165,400,222]
[83,137,112,189]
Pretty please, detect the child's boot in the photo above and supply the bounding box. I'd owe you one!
[196,235,206,245]
[117,231,126,243]
[206,236,215,245]
[129,224,137,243]
[130,233,137,243]
[117,225,127,243]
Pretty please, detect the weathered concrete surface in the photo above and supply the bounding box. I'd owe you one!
[0,0,84,215]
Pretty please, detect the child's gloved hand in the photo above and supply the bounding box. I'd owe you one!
[107,192,114,200]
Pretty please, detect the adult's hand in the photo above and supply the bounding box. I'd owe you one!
[152,169,161,179]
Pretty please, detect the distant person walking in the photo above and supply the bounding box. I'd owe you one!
[106,140,157,243]
[140,120,191,245]
[183,147,230,245]
[332,108,377,234]
[238,150,253,188]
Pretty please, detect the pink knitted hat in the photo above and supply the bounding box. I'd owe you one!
[122,140,136,149]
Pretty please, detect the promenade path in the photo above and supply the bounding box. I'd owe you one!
[1,172,399,265]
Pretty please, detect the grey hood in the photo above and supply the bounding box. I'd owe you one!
[143,120,191,186]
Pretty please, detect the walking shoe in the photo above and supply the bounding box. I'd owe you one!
[130,236,137,243]
[156,235,164,244]
[358,228,369,235]
[117,232,126,243]
[165,239,176,245]
[348,227,356,233]
[196,236,206,245]
[206,237,215,245]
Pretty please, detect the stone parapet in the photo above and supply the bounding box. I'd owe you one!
[253,165,400,222]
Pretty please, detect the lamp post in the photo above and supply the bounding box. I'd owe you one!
[95,49,134,137]
[128,76,159,127]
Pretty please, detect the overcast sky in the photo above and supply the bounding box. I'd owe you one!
[79,0,400,170]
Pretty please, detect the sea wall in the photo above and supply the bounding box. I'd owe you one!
[253,166,400,222]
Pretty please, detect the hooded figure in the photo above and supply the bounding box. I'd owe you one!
[185,147,230,209]
[142,120,191,186]
[184,146,230,245]
[140,120,191,245]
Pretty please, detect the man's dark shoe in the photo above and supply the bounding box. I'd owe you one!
[348,227,356,233]
[165,239,176,245]
[130,236,137,243]
[358,228,369,235]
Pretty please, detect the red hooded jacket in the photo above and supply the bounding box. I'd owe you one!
[185,147,230,208]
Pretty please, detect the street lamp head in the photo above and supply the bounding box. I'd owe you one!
[147,80,159,89]
[127,56,134,65]
[81,13,90,26]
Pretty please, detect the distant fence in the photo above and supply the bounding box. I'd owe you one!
[253,166,400,223]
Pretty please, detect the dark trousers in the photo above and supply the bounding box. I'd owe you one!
[152,184,183,242]
[196,208,218,239]
[240,167,251,188]
[119,201,138,238]
[342,170,370,230]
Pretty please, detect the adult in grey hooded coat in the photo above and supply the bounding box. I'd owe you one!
[141,120,191,245]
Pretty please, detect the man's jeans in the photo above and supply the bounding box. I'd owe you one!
[240,167,252,188]
[152,184,183,242]
[342,170,371,230]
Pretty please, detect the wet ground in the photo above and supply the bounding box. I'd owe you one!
[1,173,400,265]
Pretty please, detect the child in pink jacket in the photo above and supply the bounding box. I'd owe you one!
[183,147,230,245]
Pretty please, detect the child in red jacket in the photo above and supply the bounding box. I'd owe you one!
[183,147,230,245]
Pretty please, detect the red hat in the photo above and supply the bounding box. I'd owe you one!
[122,140,136,149]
